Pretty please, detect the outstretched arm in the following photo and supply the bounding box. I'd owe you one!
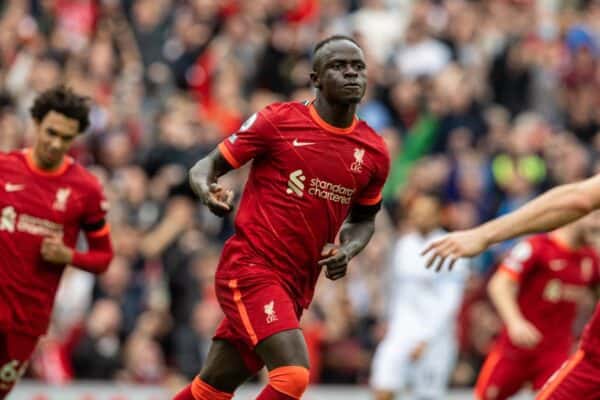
[423,174,600,270]
[188,148,235,216]
[318,203,378,280]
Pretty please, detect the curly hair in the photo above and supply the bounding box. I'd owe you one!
[30,85,90,133]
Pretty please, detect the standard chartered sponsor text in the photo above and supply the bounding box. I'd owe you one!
[308,177,354,204]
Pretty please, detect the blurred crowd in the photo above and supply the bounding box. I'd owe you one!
[1,0,600,392]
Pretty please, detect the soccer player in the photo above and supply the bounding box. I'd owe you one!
[474,214,600,400]
[0,86,113,397]
[422,172,600,400]
[370,195,469,400]
[176,35,390,400]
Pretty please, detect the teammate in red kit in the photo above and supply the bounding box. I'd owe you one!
[175,35,390,400]
[474,215,600,400]
[422,169,600,399]
[0,86,113,397]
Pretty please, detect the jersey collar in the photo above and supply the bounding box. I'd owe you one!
[23,148,73,177]
[308,101,358,135]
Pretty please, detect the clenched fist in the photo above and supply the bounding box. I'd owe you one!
[41,236,73,264]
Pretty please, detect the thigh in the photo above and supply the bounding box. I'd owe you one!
[412,337,457,399]
[475,346,531,400]
[536,350,600,400]
[254,328,309,371]
[370,335,413,392]
[532,351,569,390]
[0,332,38,395]
[198,339,255,393]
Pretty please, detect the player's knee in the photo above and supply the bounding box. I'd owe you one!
[268,366,310,399]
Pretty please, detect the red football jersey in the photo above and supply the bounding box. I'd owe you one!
[216,101,390,308]
[581,302,600,357]
[497,234,600,354]
[0,149,108,336]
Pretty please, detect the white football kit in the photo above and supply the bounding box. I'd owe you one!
[370,229,469,399]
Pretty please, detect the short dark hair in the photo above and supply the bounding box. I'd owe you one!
[312,35,361,71]
[313,35,360,54]
[30,85,91,133]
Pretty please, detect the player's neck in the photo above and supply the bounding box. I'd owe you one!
[551,228,583,250]
[30,147,64,172]
[312,98,357,128]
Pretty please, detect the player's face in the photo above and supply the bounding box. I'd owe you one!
[409,197,440,232]
[34,111,80,169]
[312,41,367,105]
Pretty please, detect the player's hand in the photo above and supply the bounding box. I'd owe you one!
[196,182,234,217]
[421,229,489,272]
[41,236,74,265]
[319,243,350,281]
[410,341,427,362]
[507,319,542,349]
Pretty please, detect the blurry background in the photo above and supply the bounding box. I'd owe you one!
[1,0,599,398]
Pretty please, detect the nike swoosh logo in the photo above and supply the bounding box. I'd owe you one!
[293,139,316,147]
[5,183,25,192]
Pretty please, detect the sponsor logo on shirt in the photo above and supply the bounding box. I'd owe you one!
[286,169,306,197]
[264,300,278,324]
[285,169,355,204]
[0,206,63,237]
[581,258,593,281]
[542,279,590,303]
[4,183,25,192]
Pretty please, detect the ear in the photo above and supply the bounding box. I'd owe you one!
[310,71,321,89]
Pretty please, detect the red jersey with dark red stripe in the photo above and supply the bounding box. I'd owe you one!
[581,303,600,357]
[0,149,108,336]
[497,234,600,354]
[216,101,390,308]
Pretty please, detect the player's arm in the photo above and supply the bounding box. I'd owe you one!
[424,175,600,270]
[188,148,235,217]
[41,220,114,274]
[318,202,379,280]
[488,267,541,348]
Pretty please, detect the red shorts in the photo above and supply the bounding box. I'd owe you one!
[0,331,38,397]
[475,343,568,400]
[214,274,303,374]
[535,349,600,400]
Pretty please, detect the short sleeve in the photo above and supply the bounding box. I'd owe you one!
[499,238,539,282]
[218,106,279,169]
[81,177,110,236]
[356,145,390,206]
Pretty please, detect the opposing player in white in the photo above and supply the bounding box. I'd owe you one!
[370,195,469,400]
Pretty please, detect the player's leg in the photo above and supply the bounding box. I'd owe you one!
[0,332,38,399]
[172,338,256,400]
[531,349,570,392]
[411,335,457,400]
[254,329,310,400]
[535,350,600,400]
[369,331,413,400]
[474,345,531,400]
[212,274,309,399]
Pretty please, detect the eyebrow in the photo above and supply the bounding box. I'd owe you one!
[326,58,366,64]
[47,127,76,139]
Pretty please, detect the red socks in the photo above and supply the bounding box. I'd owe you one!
[256,366,310,399]
[172,377,233,400]
[256,385,296,400]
